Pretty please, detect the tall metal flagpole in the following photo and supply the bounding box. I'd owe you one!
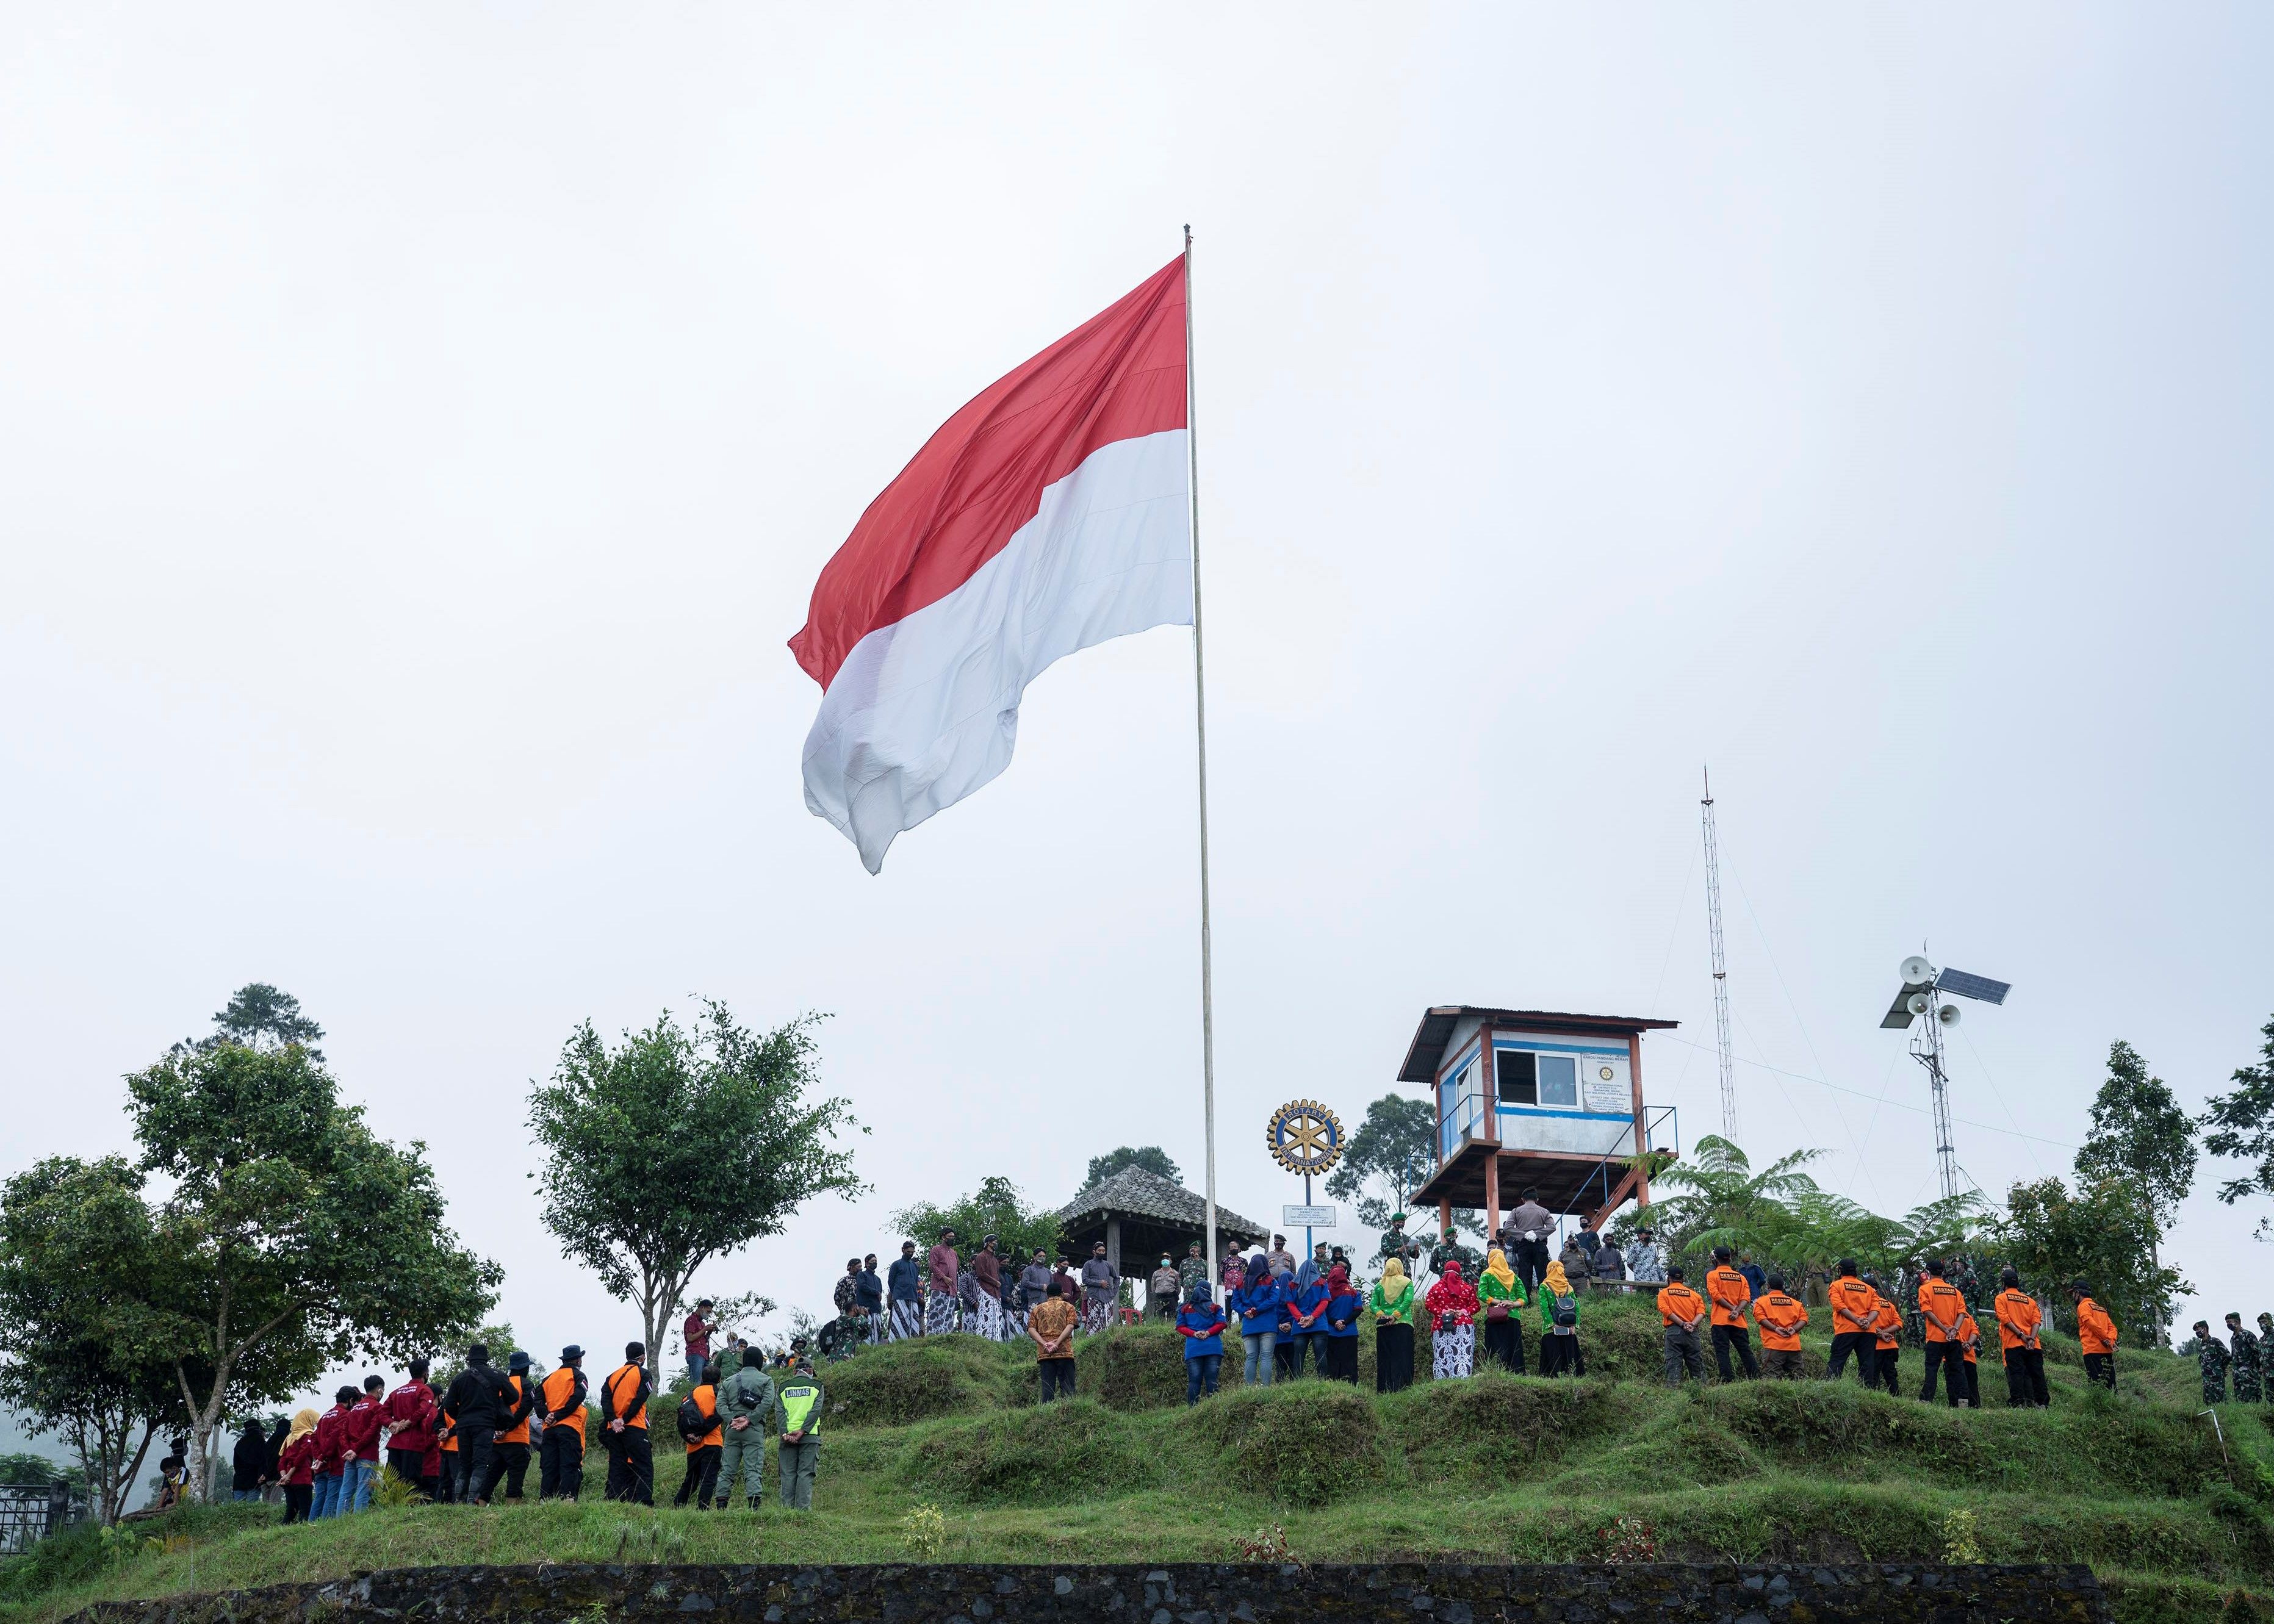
[1184,225,1220,1286]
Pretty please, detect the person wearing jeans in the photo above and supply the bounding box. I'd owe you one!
[1235,1253,1284,1385]
[1178,1282,1227,1404]
[338,1375,387,1513]
[308,1386,356,1520]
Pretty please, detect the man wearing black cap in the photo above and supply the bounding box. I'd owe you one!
[480,1351,539,1501]
[600,1341,653,1504]
[538,1346,589,1501]
[441,1343,517,1506]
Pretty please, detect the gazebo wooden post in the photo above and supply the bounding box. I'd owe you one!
[1106,1216,1121,1278]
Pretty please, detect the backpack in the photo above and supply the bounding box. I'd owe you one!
[1550,1293,1578,1332]
[675,1395,709,1441]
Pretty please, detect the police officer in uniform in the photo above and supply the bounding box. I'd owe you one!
[771,1357,825,1511]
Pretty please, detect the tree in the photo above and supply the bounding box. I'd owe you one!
[2203,1015,2274,1238]
[527,1002,865,1365]
[1324,1095,1435,1232]
[0,1157,182,1524]
[124,1040,501,1500]
[2076,1040,2197,1235]
[1081,1146,1181,1190]
[176,983,326,1062]
[891,1177,1065,1269]
[1996,1174,2186,1348]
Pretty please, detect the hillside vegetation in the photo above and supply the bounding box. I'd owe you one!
[4,1295,2270,1624]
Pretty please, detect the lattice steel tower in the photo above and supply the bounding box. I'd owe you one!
[1700,767,1738,1141]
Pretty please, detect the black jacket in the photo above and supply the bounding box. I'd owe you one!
[443,1360,518,1428]
[231,1431,267,1490]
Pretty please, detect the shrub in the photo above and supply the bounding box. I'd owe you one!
[1195,1383,1387,1508]
[903,1399,1160,1505]
[825,1334,1026,1428]
[1386,1372,1625,1486]
[1076,1323,1192,1411]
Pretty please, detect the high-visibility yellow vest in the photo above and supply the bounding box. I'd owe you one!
[778,1382,821,1433]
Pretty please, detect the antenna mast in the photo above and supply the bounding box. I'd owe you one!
[1915,985,1961,1200]
[1700,767,1738,1141]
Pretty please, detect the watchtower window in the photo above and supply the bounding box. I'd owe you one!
[1495,1050,1536,1105]
[1538,1054,1579,1107]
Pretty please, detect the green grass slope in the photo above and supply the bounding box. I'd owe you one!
[6,1295,2270,1624]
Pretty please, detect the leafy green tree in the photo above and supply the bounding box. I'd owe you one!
[1324,1094,1435,1232]
[527,1002,865,1364]
[0,1157,181,1524]
[2076,1041,2197,1234]
[175,982,326,1062]
[124,1040,500,1500]
[1081,1146,1181,1190]
[1996,1174,2186,1348]
[2202,1015,2274,1238]
[891,1176,1065,1270]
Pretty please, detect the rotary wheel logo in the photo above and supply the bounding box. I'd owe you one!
[1266,1099,1345,1176]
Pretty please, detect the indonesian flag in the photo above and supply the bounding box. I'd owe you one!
[790,256,1192,872]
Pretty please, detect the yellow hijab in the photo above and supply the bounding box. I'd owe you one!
[1483,1248,1517,1292]
[285,1406,319,1445]
[1542,1260,1572,1298]
[1381,1256,1408,1289]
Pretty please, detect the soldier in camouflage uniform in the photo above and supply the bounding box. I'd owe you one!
[1178,1241,1208,1299]
[2259,1314,2274,1403]
[2229,1314,2264,1403]
[2192,1320,2230,1404]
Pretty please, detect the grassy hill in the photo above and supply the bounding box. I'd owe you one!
[4,1295,2270,1624]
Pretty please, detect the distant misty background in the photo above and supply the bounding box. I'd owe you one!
[2,3,2269,1428]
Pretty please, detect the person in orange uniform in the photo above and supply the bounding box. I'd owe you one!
[434,1410,459,1503]
[1826,1260,1881,1384]
[1705,1246,1759,1381]
[1915,1259,1971,1407]
[480,1351,539,1501]
[600,1340,653,1504]
[1657,1267,1710,1387]
[2070,1279,2118,1391]
[1865,1273,1903,1395]
[1752,1274,1810,1379]
[674,1362,724,1508]
[1955,1307,1984,1409]
[538,1346,589,1501]
[1993,1267,2049,1408]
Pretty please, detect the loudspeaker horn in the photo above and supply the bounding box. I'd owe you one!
[1938,1002,1962,1027]
[1907,992,1931,1017]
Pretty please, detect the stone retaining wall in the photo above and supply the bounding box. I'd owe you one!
[72,1561,2110,1624]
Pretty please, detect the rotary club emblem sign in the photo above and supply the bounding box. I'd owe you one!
[1265,1099,1345,1177]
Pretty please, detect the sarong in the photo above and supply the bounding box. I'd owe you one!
[973,1296,1003,1340]
[1081,1292,1115,1335]
[1433,1323,1475,1379]
[925,1293,958,1336]
[890,1301,923,1340]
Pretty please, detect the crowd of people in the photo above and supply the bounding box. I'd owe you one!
[215,1336,831,1518]
[196,1198,2265,1522]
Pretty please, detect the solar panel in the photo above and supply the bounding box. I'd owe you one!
[1881,988,1918,1029]
[1936,968,2010,1005]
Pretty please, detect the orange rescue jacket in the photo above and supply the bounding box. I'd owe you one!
[1957,1312,1981,1363]
[541,1367,586,1443]
[1657,1282,1707,1330]
[495,1374,532,1445]
[1753,1291,1809,1352]
[602,1364,649,1429]
[1827,1275,1880,1337]
[683,1384,719,1453]
[1993,1288,2042,1352]
[1706,1266,1754,1329]
[2075,1297,2118,1355]
[1916,1277,1966,1342]
[1871,1297,1902,1350]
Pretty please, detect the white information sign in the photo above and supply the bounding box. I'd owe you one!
[1581,1060,1630,1115]
[1282,1204,1337,1228]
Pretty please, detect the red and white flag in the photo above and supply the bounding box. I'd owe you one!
[789,256,1192,872]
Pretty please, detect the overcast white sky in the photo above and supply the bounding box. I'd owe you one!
[4,4,2271,1432]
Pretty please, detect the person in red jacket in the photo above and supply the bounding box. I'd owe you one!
[309,1385,357,1521]
[384,1360,441,1500]
[339,1375,388,1512]
[276,1408,320,1523]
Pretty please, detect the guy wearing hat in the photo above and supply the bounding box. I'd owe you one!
[538,1347,588,1500]
[1148,1254,1182,1320]
[600,1341,653,1504]
[442,1342,517,1507]
[2193,1320,2231,1406]
[2225,1313,2262,1404]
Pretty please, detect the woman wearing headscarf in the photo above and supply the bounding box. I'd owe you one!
[1537,1258,1585,1376]
[263,1416,290,1503]
[1425,1259,1480,1379]
[1234,1250,1284,1385]
[1176,1281,1228,1404]
[1320,1263,1364,1382]
[1478,1247,1527,1374]
[1370,1257,1417,1392]
[276,1408,320,1523]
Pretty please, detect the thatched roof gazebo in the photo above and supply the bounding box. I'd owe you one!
[1057,1165,1268,1276]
